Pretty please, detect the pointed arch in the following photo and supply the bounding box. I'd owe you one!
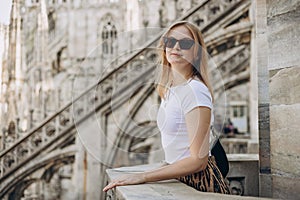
[98,14,118,56]
[8,121,16,136]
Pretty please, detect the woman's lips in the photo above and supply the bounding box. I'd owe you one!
[170,52,182,56]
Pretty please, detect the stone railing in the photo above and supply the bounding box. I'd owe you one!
[105,154,267,200]
[221,138,249,154]
[220,138,259,154]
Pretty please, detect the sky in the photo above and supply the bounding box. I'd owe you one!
[0,0,12,25]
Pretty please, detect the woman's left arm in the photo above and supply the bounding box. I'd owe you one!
[103,106,211,192]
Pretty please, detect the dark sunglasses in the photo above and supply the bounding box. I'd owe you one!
[163,37,195,50]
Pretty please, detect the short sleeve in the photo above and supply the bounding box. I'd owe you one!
[181,81,212,115]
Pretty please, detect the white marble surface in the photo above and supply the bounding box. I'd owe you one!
[106,163,271,200]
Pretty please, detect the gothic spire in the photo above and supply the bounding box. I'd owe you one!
[7,0,22,84]
[36,0,49,64]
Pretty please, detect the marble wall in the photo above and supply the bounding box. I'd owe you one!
[256,0,300,199]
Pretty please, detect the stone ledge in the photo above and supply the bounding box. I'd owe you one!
[228,153,259,161]
[105,160,269,200]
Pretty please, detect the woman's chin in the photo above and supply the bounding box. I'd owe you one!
[168,59,191,66]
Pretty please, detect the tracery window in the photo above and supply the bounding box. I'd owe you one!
[101,21,117,55]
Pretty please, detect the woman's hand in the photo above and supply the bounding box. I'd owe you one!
[103,173,146,192]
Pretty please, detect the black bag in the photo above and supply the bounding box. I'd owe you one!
[211,139,229,178]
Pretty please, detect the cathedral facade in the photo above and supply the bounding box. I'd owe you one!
[0,0,263,199]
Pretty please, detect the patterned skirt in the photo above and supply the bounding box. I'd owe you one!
[178,156,231,194]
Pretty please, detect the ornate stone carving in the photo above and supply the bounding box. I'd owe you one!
[229,178,245,195]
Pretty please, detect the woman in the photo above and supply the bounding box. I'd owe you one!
[103,21,230,194]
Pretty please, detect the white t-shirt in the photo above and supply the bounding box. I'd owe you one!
[157,79,214,164]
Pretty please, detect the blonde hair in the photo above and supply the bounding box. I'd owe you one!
[156,21,214,101]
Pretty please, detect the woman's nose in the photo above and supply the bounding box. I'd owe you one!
[173,41,180,49]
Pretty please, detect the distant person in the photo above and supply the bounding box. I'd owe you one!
[228,121,235,137]
[223,118,235,137]
[103,21,230,194]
